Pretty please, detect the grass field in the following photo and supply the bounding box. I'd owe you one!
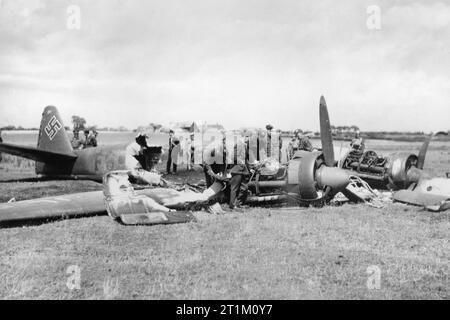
[0,144,449,300]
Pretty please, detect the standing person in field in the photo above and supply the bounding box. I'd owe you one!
[171,137,180,174]
[166,130,176,174]
[84,130,98,148]
[350,132,365,153]
[227,142,251,210]
[277,129,283,162]
[266,124,273,158]
[297,133,314,152]
[0,130,3,163]
[287,135,298,160]
[90,130,98,147]
[71,130,83,150]
[185,134,194,171]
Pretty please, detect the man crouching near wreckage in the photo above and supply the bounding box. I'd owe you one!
[202,132,251,211]
[125,133,162,185]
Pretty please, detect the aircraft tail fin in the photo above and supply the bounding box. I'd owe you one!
[37,106,74,155]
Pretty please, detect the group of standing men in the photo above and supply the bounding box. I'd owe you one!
[124,125,348,211]
[71,129,98,150]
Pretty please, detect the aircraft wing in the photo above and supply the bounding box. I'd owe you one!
[393,190,450,212]
[0,142,77,163]
[0,191,105,227]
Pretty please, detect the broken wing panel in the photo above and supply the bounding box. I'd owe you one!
[0,191,105,226]
[393,189,450,211]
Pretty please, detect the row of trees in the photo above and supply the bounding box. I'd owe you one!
[0,125,39,131]
[330,125,360,132]
[71,115,129,132]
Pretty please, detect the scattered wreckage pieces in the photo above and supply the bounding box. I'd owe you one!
[103,171,221,226]
[393,177,450,212]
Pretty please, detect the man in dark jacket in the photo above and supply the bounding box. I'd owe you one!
[0,130,3,163]
[166,130,175,174]
[228,162,250,209]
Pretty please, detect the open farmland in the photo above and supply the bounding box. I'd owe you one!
[0,138,448,300]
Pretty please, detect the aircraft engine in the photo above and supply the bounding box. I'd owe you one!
[386,153,420,189]
[286,151,352,202]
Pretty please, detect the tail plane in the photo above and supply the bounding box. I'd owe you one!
[38,106,74,155]
[0,106,77,164]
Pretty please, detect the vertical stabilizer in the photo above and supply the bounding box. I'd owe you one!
[37,106,73,155]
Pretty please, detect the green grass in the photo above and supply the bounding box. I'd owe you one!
[0,145,449,300]
[0,204,448,299]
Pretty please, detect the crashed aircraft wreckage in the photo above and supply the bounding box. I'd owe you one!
[0,153,362,226]
[0,126,367,226]
[1,96,449,227]
[320,95,450,211]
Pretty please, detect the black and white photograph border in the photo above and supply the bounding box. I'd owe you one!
[0,0,448,302]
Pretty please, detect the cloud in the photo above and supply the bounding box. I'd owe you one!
[0,0,449,132]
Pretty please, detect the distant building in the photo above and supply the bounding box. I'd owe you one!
[205,123,224,131]
[136,123,163,133]
[331,125,360,136]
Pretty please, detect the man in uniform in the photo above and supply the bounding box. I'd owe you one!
[71,130,83,150]
[166,130,175,174]
[0,130,3,162]
[203,136,228,188]
[87,130,98,147]
[126,133,161,185]
[266,124,273,158]
[276,129,283,162]
[83,130,90,148]
[350,132,365,153]
[203,134,251,211]
[297,133,314,152]
[228,144,251,210]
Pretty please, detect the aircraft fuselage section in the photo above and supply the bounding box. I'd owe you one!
[35,144,128,181]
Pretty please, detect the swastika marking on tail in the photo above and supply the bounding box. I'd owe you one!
[45,116,62,140]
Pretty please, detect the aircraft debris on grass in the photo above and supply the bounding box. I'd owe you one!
[1,96,449,228]
[0,106,133,182]
[0,101,370,226]
[320,95,450,211]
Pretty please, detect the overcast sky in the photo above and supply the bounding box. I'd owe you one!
[0,0,449,132]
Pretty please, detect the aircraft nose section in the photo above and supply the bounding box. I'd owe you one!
[316,166,351,192]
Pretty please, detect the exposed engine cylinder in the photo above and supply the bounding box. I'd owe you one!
[386,153,419,189]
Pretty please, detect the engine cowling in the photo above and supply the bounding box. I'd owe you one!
[287,151,351,201]
[386,153,419,189]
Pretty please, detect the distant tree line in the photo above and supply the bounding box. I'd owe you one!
[0,125,39,131]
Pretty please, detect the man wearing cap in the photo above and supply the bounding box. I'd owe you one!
[166,130,176,174]
[297,133,314,152]
[171,136,181,174]
[266,124,273,158]
[0,130,3,162]
[82,130,90,149]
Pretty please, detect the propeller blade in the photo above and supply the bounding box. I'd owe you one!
[319,96,335,167]
[417,134,432,170]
